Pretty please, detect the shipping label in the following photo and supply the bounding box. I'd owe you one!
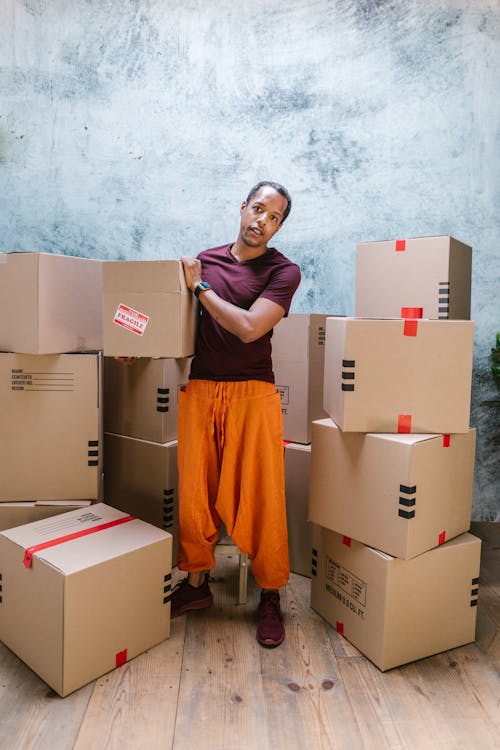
[326,556,367,606]
[113,303,149,336]
[11,369,75,392]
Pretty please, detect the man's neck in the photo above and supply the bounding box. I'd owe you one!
[230,238,268,262]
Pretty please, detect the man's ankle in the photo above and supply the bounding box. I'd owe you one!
[188,571,206,588]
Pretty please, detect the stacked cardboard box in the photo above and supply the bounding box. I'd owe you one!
[102,260,198,564]
[0,253,186,695]
[103,356,191,563]
[309,236,481,670]
[0,252,104,527]
[273,314,333,576]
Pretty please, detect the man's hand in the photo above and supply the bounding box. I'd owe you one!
[181,256,202,291]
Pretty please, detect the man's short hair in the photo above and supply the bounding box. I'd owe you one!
[246,181,292,223]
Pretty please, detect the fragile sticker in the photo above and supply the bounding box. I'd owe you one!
[113,304,149,336]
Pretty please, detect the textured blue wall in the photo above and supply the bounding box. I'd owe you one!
[1,1,499,519]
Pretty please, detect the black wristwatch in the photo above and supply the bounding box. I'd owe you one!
[194,281,211,298]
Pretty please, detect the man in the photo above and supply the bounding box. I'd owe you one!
[173,180,301,648]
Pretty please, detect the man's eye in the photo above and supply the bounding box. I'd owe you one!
[254,206,262,212]
[271,216,278,222]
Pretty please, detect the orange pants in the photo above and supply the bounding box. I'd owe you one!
[177,379,289,590]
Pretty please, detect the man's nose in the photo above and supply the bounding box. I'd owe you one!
[256,213,267,226]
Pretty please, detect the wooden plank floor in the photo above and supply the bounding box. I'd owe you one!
[1,522,499,750]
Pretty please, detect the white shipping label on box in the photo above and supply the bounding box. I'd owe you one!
[113,304,150,336]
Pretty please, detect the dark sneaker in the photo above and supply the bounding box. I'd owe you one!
[256,590,285,647]
[170,574,213,618]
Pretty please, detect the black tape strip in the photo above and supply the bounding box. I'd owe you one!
[163,596,170,604]
[0,596,2,604]
[342,359,355,368]
[157,406,169,413]
[157,397,169,404]
[164,573,172,582]
[88,450,99,457]
[342,372,355,379]
[342,384,355,391]
[163,515,174,525]
[438,297,449,303]
[399,497,416,507]
[471,588,479,596]
[399,484,417,495]
[439,281,450,286]
[471,577,479,585]
[439,307,449,313]
[163,585,171,594]
[88,460,98,466]
[164,488,174,496]
[88,440,99,447]
[470,600,478,607]
[398,509,416,519]
[312,548,318,557]
[157,388,169,395]
[311,569,317,577]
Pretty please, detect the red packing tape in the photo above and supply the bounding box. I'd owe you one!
[439,531,446,545]
[401,307,423,319]
[398,415,412,433]
[116,649,128,667]
[342,536,352,547]
[23,515,135,568]
[336,621,344,636]
[443,434,451,447]
[395,239,406,251]
[404,320,418,336]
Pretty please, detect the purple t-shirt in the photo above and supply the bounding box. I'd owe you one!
[189,243,301,383]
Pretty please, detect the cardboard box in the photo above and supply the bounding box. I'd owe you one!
[309,419,476,559]
[104,433,178,564]
[104,356,191,442]
[103,260,197,358]
[0,252,102,354]
[284,443,313,577]
[311,525,481,671]
[0,503,172,696]
[0,353,102,501]
[323,317,473,433]
[355,236,472,320]
[0,501,92,532]
[273,314,330,443]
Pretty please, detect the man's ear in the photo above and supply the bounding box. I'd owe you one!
[240,201,247,214]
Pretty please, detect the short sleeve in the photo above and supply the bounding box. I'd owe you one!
[259,262,301,316]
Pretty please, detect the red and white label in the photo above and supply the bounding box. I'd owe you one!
[113,304,149,336]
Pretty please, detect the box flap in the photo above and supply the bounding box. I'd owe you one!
[103,260,188,294]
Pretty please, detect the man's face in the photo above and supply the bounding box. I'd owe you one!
[238,186,288,249]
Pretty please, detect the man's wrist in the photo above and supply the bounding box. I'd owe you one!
[194,281,211,298]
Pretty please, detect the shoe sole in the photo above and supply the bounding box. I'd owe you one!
[171,595,213,619]
[256,632,286,648]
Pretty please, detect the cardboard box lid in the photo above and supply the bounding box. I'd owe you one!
[356,235,471,250]
[103,260,189,294]
[2,503,170,575]
[313,418,453,446]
